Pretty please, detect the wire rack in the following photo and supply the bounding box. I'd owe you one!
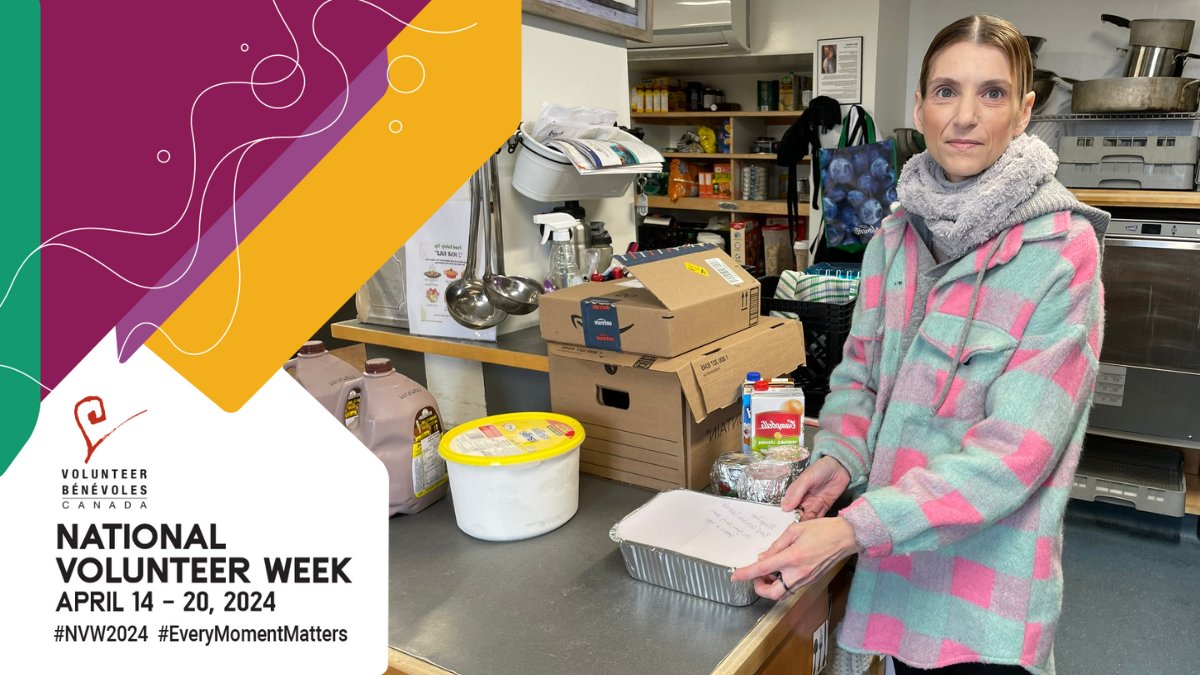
[1031,112,1200,122]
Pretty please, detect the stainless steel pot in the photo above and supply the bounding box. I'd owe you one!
[1072,76,1200,113]
[1032,69,1073,113]
[1102,14,1194,50]
[1025,35,1046,67]
[1122,45,1200,77]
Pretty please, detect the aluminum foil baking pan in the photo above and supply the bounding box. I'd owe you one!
[609,533,759,605]
[609,489,794,606]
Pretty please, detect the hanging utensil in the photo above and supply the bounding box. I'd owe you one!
[481,155,542,315]
[445,170,508,329]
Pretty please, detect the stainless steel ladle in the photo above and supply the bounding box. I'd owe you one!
[481,155,542,315]
[445,170,508,329]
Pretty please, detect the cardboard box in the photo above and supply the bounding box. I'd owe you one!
[548,318,806,491]
[730,219,763,273]
[539,245,760,358]
[713,163,733,199]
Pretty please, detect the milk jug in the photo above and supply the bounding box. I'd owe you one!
[338,358,447,515]
[284,340,360,422]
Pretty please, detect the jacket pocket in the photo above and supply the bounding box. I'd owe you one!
[915,311,1017,420]
[841,307,884,392]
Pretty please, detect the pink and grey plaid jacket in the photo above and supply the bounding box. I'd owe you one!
[813,206,1104,675]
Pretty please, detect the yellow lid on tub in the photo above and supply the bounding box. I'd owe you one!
[439,413,585,467]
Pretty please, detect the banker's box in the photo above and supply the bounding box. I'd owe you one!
[539,245,760,358]
[548,319,805,491]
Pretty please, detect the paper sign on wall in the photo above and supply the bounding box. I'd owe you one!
[404,181,497,342]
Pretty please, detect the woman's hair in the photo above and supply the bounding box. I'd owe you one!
[918,15,1033,105]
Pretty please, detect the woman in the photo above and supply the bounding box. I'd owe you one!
[822,45,838,74]
[731,15,1106,675]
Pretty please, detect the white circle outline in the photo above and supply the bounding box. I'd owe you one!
[157,149,171,163]
[387,55,426,95]
[250,53,306,110]
[240,43,249,53]
[388,120,404,134]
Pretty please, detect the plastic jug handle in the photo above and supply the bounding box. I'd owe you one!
[282,358,298,376]
[334,376,364,425]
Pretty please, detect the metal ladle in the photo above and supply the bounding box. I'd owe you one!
[481,155,542,315]
[445,170,508,329]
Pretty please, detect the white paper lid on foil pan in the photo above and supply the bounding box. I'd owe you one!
[610,489,796,570]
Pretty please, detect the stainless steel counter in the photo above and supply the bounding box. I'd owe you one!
[387,475,778,674]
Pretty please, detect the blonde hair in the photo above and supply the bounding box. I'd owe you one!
[918,15,1033,107]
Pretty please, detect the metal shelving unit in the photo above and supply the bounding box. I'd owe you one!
[1031,112,1200,122]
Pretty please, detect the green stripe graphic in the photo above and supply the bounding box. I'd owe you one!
[0,1,41,475]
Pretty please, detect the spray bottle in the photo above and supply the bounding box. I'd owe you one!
[535,212,582,292]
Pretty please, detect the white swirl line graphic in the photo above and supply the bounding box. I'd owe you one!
[0,364,52,392]
[0,1,477,389]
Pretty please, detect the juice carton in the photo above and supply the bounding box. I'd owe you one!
[740,371,762,453]
[750,381,805,453]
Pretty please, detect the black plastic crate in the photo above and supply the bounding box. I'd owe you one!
[759,275,856,416]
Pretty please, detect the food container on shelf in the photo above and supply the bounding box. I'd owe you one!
[439,412,584,541]
[511,122,637,202]
[609,489,796,606]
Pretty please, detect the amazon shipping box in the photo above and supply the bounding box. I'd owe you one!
[539,244,760,358]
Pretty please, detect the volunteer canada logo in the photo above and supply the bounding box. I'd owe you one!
[61,395,151,510]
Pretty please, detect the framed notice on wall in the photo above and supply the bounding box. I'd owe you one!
[816,36,864,105]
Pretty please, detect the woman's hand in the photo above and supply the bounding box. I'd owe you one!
[730,517,860,601]
[782,456,852,520]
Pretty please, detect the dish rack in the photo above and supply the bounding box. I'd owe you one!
[1056,135,1200,191]
[1071,434,1186,517]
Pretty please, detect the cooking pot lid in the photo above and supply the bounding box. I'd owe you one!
[440,412,584,466]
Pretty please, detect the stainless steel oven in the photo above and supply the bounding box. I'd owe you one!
[1088,217,1200,446]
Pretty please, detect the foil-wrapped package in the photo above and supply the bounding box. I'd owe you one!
[736,459,794,505]
[710,452,757,498]
[761,446,811,482]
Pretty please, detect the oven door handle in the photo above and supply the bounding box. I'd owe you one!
[1105,236,1200,251]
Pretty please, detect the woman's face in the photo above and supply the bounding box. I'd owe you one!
[913,41,1035,182]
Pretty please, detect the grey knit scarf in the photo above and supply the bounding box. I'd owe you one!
[896,134,1061,259]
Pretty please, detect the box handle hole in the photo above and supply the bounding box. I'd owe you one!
[597,386,630,410]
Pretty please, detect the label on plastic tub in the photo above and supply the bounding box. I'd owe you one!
[439,413,585,467]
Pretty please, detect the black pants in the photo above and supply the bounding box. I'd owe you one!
[893,659,1028,674]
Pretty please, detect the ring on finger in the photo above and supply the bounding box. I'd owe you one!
[772,571,794,593]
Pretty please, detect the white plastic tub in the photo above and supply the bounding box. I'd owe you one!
[438,413,585,541]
